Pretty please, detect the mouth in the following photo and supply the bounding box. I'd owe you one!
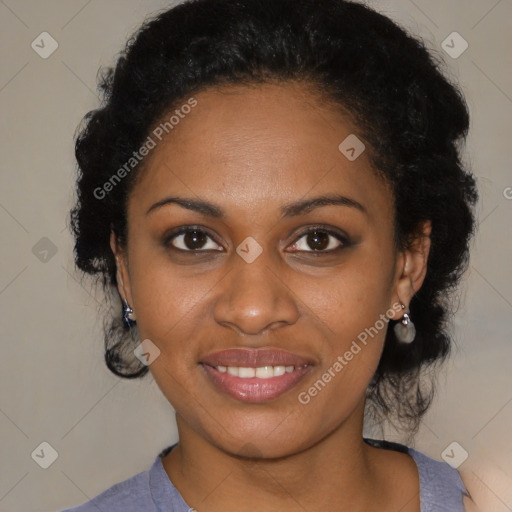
[200,348,314,403]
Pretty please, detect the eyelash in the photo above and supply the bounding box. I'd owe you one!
[163,225,350,255]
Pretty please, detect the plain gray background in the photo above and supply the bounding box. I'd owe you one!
[0,1,511,510]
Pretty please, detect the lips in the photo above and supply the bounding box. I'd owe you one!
[201,348,313,368]
[200,348,314,402]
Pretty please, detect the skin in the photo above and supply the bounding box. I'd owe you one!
[111,82,432,511]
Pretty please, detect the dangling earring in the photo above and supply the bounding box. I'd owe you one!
[394,304,415,343]
[122,298,136,328]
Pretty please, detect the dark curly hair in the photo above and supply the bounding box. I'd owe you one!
[70,0,477,435]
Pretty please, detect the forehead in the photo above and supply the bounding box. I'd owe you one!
[129,82,393,221]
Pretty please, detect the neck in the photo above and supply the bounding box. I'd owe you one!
[162,404,387,511]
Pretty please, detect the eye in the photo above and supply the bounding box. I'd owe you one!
[166,227,223,252]
[288,227,348,253]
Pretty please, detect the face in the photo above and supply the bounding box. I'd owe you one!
[112,82,429,458]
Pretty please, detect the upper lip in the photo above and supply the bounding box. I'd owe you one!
[200,348,314,368]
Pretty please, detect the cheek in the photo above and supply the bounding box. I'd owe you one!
[128,236,203,314]
[128,261,208,412]
[292,293,388,434]
[291,250,394,396]
[297,250,395,342]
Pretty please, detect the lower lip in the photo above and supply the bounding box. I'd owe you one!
[201,364,312,403]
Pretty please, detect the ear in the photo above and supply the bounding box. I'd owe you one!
[110,231,134,306]
[391,220,431,318]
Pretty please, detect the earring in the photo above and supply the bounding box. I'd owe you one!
[122,299,136,327]
[394,304,415,344]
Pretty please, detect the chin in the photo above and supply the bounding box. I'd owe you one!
[201,408,319,460]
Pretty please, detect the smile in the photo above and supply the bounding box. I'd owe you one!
[200,348,314,402]
[216,365,303,378]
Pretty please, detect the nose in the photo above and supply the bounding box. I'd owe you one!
[213,253,300,336]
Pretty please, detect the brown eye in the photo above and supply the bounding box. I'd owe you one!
[168,229,222,252]
[183,230,207,249]
[289,228,347,253]
[306,230,330,250]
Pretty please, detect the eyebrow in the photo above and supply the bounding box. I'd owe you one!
[280,194,366,217]
[146,194,366,218]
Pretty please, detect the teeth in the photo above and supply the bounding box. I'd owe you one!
[273,366,286,376]
[238,367,256,378]
[255,366,274,378]
[216,365,300,378]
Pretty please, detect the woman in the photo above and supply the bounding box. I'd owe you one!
[64,0,478,510]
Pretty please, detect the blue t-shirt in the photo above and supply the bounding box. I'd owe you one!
[60,439,468,511]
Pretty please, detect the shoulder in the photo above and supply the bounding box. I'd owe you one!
[407,446,469,511]
[58,446,182,512]
[364,438,469,512]
[59,467,153,512]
